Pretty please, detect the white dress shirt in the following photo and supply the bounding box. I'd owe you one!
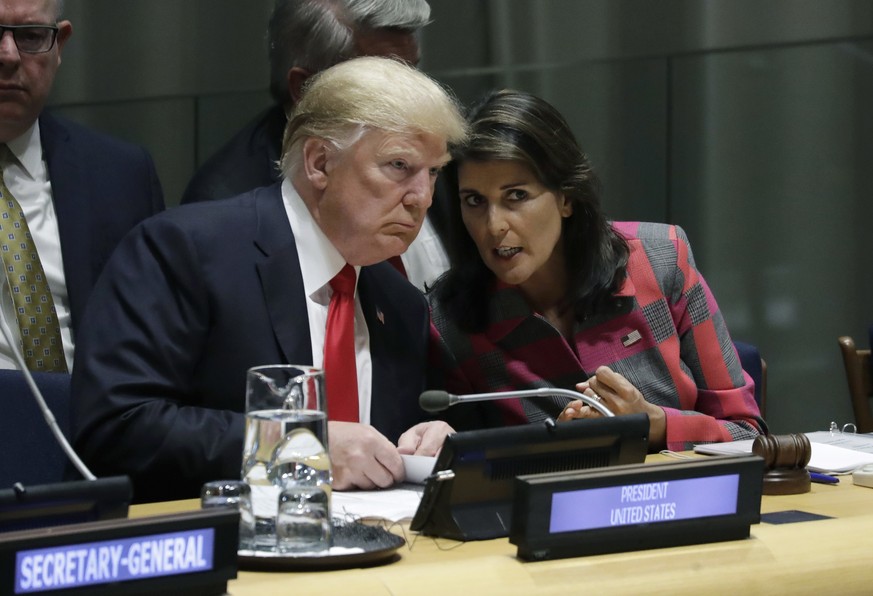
[400,215,449,291]
[281,178,373,424]
[0,122,74,371]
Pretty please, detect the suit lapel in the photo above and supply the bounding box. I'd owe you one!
[39,113,94,325]
[486,284,584,380]
[358,263,425,440]
[359,266,387,415]
[252,185,313,364]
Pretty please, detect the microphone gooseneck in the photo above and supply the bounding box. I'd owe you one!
[419,387,615,417]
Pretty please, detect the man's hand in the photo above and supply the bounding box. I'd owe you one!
[328,421,405,490]
[397,421,454,456]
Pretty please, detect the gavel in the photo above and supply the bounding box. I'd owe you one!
[752,433,812,495]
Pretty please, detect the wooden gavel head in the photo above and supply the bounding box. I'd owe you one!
[751,433,812,494]
[752,433,812,470]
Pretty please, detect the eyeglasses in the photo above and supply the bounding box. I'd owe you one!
[0,24,59,54]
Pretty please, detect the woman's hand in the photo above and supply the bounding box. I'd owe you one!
[557,366,667,450]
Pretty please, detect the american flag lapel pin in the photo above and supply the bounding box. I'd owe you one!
[621,329,642,347]
[376,307,385,325]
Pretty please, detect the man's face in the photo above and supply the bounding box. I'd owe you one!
[0,0,72,142]
[306,129,449,266]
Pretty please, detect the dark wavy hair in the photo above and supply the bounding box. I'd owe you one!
[432,89,629,333]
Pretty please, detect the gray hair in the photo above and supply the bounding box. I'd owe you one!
[280,56,466,179]
[267,0,431,104]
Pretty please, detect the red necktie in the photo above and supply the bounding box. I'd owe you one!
[324,264,359,422]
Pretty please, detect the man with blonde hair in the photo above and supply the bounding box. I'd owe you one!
[72,57,467,502]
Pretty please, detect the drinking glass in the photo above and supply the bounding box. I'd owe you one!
[276,485,331,553]
[200,479,256,551]
[242,365,331,552]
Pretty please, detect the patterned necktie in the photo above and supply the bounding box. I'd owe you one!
[0,146,67,372]
[324,264,358,422]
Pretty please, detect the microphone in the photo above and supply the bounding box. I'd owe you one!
[0,309,96,480]
[420,388,615,418]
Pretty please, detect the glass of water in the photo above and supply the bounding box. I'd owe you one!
[200,480,256,551]
[242,365,331,552]
[276,485,331,553]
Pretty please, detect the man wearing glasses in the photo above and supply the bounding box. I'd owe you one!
[0,0,164,373]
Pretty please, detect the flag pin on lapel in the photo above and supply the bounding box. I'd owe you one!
[376,307,385,325]
[621,329,642,347]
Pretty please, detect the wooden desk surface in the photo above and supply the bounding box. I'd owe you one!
[131,462,873,595]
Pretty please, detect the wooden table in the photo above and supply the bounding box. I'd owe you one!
[131,461,873,595]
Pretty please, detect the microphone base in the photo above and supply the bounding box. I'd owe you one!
[0,476,132,533]
[411,413,650,541]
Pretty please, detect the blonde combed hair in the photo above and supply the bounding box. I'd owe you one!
[280,56,467,177]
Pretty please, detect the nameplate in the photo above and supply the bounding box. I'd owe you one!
[0,509,239,595]
[510,455,764,561]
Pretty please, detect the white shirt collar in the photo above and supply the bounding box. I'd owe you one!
[5,120,43,180]
[280,178,359,302]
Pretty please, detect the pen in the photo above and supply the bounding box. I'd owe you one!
[809,472,840,485]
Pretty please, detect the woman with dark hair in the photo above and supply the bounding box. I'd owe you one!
[428,89,764,451]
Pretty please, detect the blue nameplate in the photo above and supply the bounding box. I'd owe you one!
[510,455,764,560]
[0,509,238,595]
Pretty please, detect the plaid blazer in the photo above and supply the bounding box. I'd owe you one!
[427,221,764,451]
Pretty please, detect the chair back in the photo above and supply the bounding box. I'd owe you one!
[0,370,73,487]
[838,335,873,433]
[733,340,767,417]
[869,325,873,378]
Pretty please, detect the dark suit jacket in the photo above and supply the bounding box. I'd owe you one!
[180,104,454,246]
[72,184,430,502]
[40,111,165,331]
[181,105,285,205]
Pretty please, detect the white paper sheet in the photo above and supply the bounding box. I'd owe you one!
[401,454,436,484]
[331,485,424,523]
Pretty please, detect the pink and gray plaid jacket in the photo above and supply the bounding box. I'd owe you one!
[427,221,764,451]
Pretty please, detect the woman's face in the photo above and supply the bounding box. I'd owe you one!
[458,159,572,289]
